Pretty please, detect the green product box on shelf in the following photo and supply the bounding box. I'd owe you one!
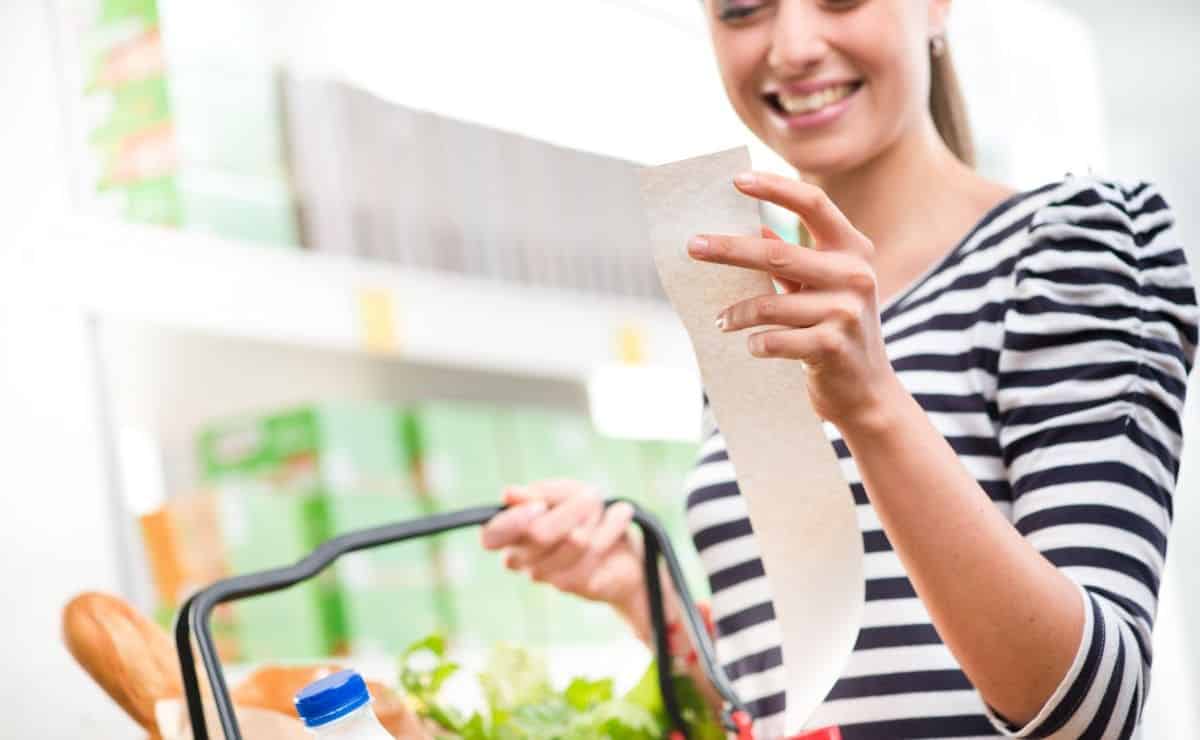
[197,403,416,496]
[408,402,535,645]
[544,431,647,647]
[178,170,299,246]
[84,0,182,228]
[503,409,639,647]
[168,57,301,246]
[324,493,453,655]
[215,479,340,660]
[592,433,652,502]
[409,401,511,509]
[198,402,431,657]
[505,407,601,485]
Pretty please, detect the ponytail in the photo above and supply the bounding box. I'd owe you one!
[929,39,976,168]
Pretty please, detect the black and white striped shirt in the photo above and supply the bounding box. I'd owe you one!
[684,177,1198,739]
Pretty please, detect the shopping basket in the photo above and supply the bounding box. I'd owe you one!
[174,500,841,740]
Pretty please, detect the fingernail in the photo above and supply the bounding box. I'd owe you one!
[734,172,756,188]
[715,312,728,332]
[687,236,709,256]
[525,500,547,517]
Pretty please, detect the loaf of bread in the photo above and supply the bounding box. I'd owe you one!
[62,592,183,732]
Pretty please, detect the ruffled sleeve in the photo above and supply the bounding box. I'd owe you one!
[987,178,1198,738]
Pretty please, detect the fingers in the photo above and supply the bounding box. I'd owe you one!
[532,502,637,594]
[522,487,601,550]
[734,171,869,255]
[503,479,579,507]
[748,325,848,361]
[486,480,600,557]
[519,506,604,577]
[688,233,854,287]
[590,501,636,554]
[717,290,864,334]
[480,500,548,549]
[485,479,593,550]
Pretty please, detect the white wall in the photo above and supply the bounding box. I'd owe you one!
[1042,3,1200,734]
[0,2,136,737]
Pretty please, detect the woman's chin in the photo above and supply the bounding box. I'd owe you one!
[776,145,864,180]
[757,127,868,179]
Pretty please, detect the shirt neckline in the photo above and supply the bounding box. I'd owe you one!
[876,184,1051,321]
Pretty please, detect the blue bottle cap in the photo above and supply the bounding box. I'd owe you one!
[294,670,371,728]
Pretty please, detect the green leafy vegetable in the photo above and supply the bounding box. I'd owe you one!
[398,634,726,739]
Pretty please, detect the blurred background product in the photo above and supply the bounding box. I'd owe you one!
[4,0,1199,738]
[141,399,703,663]
[282,76,662,300]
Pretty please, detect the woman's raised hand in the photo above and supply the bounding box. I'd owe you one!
[688,172,904,433]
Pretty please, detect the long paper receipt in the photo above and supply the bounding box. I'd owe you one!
[639,147,863,733]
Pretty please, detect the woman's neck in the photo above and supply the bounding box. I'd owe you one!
[804,122,1014,303]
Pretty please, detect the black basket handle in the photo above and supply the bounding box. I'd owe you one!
[174,500,749,739]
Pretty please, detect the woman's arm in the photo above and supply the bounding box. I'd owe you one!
[837,380,1083,725]
[690,173,1197,735]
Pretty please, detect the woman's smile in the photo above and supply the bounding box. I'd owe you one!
[762,79,864,131]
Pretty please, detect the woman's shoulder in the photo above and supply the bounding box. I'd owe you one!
[995,173,1188,280]
[1002,173,1198,369]
[1025,173,1176,237]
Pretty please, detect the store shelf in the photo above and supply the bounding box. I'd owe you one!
[48,221,695,381]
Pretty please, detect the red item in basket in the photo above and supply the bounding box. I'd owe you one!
[791,728,843,740]
[729,710,842,740]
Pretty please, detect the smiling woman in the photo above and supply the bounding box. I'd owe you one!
[705,0,976,176]
[481,1,1199,739]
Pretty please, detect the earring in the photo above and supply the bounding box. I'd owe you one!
[930,34,947,58]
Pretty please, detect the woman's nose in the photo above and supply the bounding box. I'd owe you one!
[767,1,830,76]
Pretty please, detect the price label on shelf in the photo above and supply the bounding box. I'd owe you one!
[613,322,647,366]
[356,287,401,354]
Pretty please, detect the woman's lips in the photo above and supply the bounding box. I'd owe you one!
[764,81,863,131]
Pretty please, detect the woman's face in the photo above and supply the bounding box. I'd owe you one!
[706,0,950,176]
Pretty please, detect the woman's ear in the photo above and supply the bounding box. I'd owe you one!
[928,0,952,39]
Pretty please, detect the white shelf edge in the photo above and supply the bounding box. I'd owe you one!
[47,221,696,381]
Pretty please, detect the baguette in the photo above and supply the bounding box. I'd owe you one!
[62,592,183,732]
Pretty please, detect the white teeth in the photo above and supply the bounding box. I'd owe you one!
[776,84,854,115]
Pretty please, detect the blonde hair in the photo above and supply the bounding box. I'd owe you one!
[929,39,976,167]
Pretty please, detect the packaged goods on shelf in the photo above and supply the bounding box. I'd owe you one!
[166,56,300,245]
[137,482,335,661]
[279,74,666,300]
[503,409,630,647]
[185,399,706,658]
[220,479,342,660]
[138,490,239,660]
[82,0,181,226]
[197,402,448,658]
[324,493,454,656]
[407,402,536,646]
[197,403,416,496]
[80,0,301,244]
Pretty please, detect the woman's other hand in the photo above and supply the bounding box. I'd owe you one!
[479,480,644,610]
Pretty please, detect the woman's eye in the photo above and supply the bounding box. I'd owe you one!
[821,0,864,10]
[716,1,766,23]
